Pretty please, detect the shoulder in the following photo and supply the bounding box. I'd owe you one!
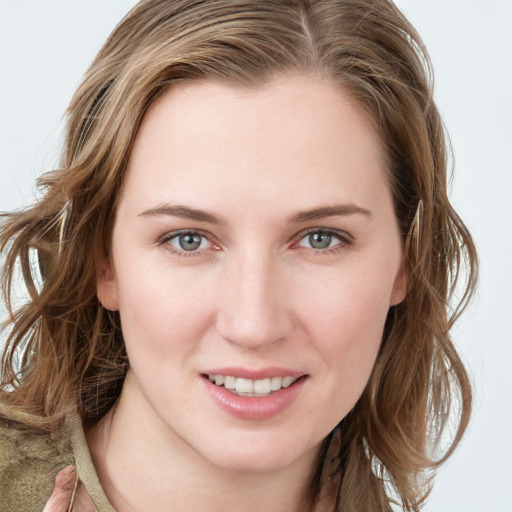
[0,414,74,512]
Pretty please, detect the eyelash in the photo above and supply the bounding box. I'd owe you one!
[158,229,216,258]
[294,228,354,255]
[158,228,353,258]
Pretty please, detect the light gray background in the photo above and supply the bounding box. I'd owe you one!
[1,1,511,510]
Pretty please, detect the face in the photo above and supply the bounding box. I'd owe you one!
[97,74,407,473]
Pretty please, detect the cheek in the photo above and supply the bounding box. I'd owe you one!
[300,262,392,340]
[297,265,393,396]
[114,259,215,358]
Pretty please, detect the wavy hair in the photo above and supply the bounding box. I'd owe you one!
[0,1,477,510]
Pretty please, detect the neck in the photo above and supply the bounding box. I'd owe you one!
[86,374,322,512]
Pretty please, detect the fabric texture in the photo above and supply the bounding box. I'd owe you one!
[0,412,115,512]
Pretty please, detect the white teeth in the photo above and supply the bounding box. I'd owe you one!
[254,378,272,394]
[282,376,294,388]
[235,378,254,394]
[271,377,282,391]
[208,374,299,395]
[224,375,236,390]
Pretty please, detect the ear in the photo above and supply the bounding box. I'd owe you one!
[389,246,410,307]
[390,201,420,306]
[390,263,409,306]
[96,255,119,311]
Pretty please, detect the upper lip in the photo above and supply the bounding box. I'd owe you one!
[201,367,306,380]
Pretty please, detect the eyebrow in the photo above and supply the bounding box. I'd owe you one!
[138,203,372,224]
[138,205,225,224]
[287,204,372,223]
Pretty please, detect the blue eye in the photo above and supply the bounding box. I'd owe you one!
[166,231,211,252]
[297,230,349,250]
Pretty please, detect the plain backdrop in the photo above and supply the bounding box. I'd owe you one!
[1,1,511,510]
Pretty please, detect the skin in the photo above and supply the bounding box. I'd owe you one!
[44,466,97,512]
[89,74,408,512]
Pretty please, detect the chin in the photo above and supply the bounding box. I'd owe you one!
[197,435,320,475]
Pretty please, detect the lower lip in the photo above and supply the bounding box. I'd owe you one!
[202,376,307,421]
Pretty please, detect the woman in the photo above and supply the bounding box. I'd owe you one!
[0,0,477,511]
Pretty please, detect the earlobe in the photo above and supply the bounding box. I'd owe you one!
[390,262,409,306]
[96,257,119,311]
[390,201,420,306]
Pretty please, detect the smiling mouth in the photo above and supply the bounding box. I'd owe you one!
[204,374,304,397]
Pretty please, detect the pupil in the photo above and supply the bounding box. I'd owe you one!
[310,232,331,249]
[179,234,201,251]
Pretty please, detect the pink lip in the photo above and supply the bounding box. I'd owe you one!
[202,366,305,380]
[202,373,307,421]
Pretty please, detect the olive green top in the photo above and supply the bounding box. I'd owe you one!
[0,412,115,512]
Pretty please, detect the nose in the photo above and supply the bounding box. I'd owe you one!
[215,253,293,350]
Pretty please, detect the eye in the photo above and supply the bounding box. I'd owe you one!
[162,230,214,254]
[297,229,351,251]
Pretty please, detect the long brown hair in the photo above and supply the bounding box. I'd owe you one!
[1,1,477,510]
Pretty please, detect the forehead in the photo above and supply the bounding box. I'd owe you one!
[121,74,389,218]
